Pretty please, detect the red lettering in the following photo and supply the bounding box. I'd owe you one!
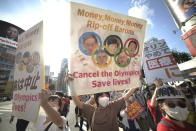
[92,80,111,88]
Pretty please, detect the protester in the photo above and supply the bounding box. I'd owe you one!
[156,85,196,131]
[65,74,138,131]
[147,79,163,127]
[33,89,66,131]
[79,95,90,131]
[74,106,80,127]
[55,91,70,128]
[120,91,140,131]
[175,80,196,126]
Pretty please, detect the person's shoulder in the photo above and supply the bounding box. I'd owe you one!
[157,123,171,131]
[83,103,95,110]
[157,118,174,131]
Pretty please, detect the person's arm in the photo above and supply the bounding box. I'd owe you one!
[40,89,64,127]
[64,74,85,109]
[150,88,158,107]
[72,96,84,109]
[151,79,163,107]
[87,95,95,105]
[123,87,139,101]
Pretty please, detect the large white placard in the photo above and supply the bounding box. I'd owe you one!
[143,38,183,84]
[70,2,147,95]
[12,21,44,122]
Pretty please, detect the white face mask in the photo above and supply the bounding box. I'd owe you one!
[98,96,109,107]
[52,106,59,111]
[165,106,189,121]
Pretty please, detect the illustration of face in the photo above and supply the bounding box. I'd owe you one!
[83,36,98,54]
[32,52,40,66]
[118,51,128,65]
[108,43,118,54]
[16,52,22,64]
[96,51,108,66]
[26,63,34,73]
[183,0,195,9]
[23,52,31,65]
[6,26,19,41]
[128,41,137,54]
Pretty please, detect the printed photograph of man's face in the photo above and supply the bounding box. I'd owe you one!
[82,34,99,54]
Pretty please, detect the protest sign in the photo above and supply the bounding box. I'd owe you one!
[70,2,147,95]
[12,21,44,122]
[143,38,183,84]
[126,100,144,120]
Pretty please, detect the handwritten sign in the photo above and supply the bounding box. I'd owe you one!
[69,2,147,95]
[143,38,183,84]
[126,100,144,120]
[12,21,44,122]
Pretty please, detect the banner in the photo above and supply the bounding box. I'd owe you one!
[143,38,184,84]
[164,0,196,28]
[12,21,44,122]
[70,2,147,95]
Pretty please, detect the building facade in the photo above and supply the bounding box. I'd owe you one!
[0,20,24,99]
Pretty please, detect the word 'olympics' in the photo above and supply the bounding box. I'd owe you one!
[13,72,40,91]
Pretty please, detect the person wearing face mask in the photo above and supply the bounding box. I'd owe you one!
[156,85,196,131]
[33,89,67,131]
[69,82,138,131]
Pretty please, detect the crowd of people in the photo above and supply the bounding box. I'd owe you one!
[9,77,196,131]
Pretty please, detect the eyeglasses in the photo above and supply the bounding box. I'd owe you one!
[165,101,186,108]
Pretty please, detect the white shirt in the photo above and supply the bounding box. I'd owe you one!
[33,114,66,131]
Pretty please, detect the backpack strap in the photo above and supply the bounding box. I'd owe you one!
[91,108,97,131]
[159,120,174,129]
[44,122,53,131]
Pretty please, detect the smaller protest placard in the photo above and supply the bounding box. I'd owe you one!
[143,38,184,84]
[12,21,44,122]
[126,100,144,120]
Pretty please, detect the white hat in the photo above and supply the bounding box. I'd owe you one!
[156,85,184,100]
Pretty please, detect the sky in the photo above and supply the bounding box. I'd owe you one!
[0,0,191,76]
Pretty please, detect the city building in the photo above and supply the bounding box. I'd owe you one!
[164,0,196,78]
[57,58,68,93]
[0,20,24,99]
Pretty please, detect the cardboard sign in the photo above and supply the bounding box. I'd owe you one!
[12,21,44,122]
[126,100,144,120]
[70,2,147,95]
[143,38,183,84]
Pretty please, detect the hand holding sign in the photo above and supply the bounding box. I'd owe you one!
[153,78,163,88]
[64,74,74,83]
[39,89,50,106]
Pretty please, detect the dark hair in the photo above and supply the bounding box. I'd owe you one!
[107,38,119,47]
[94,92,110,106]
[83,34,97,43]
[55,91,64,98]
[149,84,156,91]
[48,95,62,113]
[23,52,30,58]
[128,41,137,49]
